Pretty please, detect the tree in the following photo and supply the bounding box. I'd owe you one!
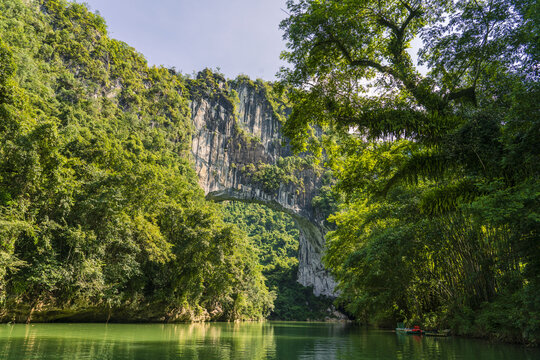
[0,0,273,323]
[280,0,539,343]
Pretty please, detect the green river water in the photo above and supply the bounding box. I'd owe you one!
[0,322,538,359]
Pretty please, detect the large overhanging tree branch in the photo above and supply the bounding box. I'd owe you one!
[324,1,476,113]
[280,0,511,123]
[280,0,530,191]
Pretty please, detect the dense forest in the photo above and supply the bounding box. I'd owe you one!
[279,0,539,344]
[0,0,278,322]
[0,0,339,324]
[222,202,334,320]
[0,0,538,346]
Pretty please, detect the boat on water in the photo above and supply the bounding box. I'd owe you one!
[395,325,423,335]
[395,325,451,337]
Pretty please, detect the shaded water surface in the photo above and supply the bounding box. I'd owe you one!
[0,322,538,359]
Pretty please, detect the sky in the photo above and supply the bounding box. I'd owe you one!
[80,0,289,81]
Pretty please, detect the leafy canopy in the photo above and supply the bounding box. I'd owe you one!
[280,0,539,343]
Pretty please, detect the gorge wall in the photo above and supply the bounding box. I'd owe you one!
[188,71,336,297]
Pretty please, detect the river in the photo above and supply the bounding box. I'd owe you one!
[0,322,538,359]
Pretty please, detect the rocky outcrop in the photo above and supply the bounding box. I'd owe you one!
[189,72,336,297]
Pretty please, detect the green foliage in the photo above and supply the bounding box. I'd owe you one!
[281,0,539,344]
[222,202,298,272]
[230,75,290,123]
[0,0,272,322]
[311,171,341,227]
[186,68,230,105]
[241,163,292,194]
[241,156,319,195]
[222,202,334,320]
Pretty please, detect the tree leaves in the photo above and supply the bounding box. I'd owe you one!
[281,0,539,342]
[0,0,272,322]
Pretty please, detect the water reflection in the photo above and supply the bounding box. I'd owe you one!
[0,322,538,359]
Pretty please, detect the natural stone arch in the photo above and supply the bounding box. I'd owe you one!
[207,189,335,297]
[189,73,336,297]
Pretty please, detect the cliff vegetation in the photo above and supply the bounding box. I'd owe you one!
[0,0,274,322]
[222,202,334,320]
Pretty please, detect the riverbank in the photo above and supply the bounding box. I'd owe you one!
[0,302,349,324]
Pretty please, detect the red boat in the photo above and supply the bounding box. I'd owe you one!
[395,325,423,335]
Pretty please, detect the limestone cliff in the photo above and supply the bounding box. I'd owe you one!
[188,71,336,297]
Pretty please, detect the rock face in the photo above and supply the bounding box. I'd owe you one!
[189,73,336,297]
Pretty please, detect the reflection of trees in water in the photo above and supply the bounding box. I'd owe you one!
[0,323,538,359]
[274,322,352,360]
[0,323,276,359]
[0,324,122,359]
[172,322,276,360]
[0,324,138,359]
[231,322,276,360]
